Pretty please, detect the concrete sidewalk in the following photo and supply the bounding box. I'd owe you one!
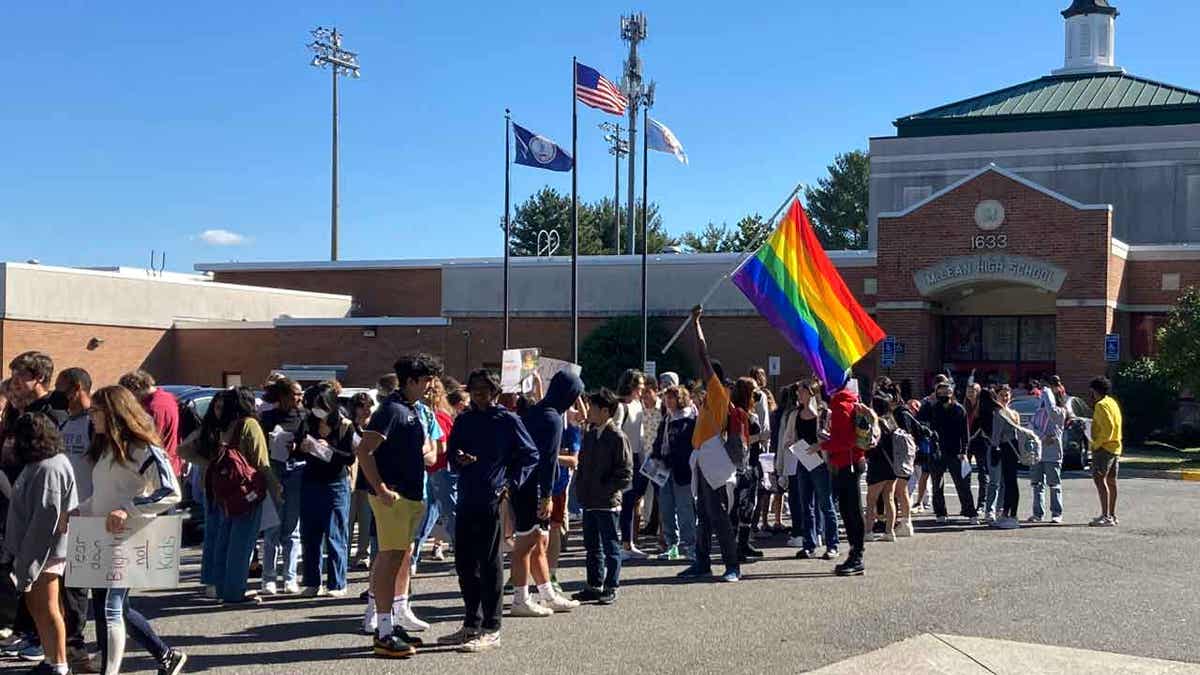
[812,634,1200,674]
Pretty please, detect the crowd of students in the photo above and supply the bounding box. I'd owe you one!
[0,307,1127,669]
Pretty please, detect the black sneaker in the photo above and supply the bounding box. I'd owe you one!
[158,649,188,675]
[741,545,765,558]
[795,549,816,560]
[392,628,424,648]
[834,558,865,577]
[26,663,60,675]
[871,520,886,534]
[597,589,617,605]
[570,587,603,603]
[373,634,416,659]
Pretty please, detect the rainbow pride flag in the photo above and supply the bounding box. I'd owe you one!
[730,199,885,390]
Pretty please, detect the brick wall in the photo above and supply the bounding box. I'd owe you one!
[1055,306,1113,393]
[212,269,441,317]
[171,328,279,387]
[1,319,172,388]
[1120,259,1200,306]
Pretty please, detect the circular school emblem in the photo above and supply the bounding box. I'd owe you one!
[974,200,1005,231]
[529,135,558,164]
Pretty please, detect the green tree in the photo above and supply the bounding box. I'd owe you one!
[579,316,695,389]
[1112,358,1178,442]
[804,150,870,250]
[1156,286,1200,396]
[726,213,770,252]
[680,222,735,253]
[509,188,674,256]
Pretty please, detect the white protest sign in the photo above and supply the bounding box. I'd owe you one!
[501,348,540,393]
[639,455,670,487]
[536,356,582,386]
[66,515,182,589]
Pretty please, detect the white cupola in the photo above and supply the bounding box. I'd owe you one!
[1052,0,1123,75]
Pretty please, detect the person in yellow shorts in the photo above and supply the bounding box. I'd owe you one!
[355,354,442,659]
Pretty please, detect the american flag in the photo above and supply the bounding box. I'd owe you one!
[575,62,627,116]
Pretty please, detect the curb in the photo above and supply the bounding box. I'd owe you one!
[1121,467,1200,481]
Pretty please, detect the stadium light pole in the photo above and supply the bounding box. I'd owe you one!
[309,27,360,262]
[599,122,628,255]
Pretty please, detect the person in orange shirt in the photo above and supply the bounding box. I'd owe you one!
[676,306,743,583]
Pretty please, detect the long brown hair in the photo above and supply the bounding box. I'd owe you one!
[424,377,451,415]
[88,385,162,465]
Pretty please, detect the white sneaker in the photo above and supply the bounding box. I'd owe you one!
[300,586,327,597]
[283,580,301,595]
[968,516,981,526]
[984,512,997,524]
[622,546,648,560]
[1050,515,1063,524]
[326,587,347,598]
[537,593,579,613]
[882,532,896,542]
[865,532,883,542]
[509,599,554,618]
[786,536,805,548]
[459,630,501,653]
[204,584,217,599]
[898,520,915,538]
[362,606,378,635]
[432,543,446,561]
[395,605,431,632]
[262,581,278,596]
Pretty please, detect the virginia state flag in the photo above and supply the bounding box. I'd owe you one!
[513,122,573,172]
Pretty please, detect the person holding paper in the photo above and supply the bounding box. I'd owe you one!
[921,381,978,525]
[676,306,743,584]
[651,385,697,562]
[259,377,306,596]
[78,385,185,675]
[612,369,649,560]
[790,379,839,562]
[3,413,76,675]
[298,384,357,598]
[989,385,1023,530]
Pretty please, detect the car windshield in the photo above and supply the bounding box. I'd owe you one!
[1069,397,1093,418]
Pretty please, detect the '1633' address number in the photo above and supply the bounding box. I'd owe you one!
[971,234,1007,250]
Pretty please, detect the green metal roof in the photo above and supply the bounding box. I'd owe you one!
[895,72,1200,137]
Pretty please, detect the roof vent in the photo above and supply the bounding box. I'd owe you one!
[1054,1,1122,75]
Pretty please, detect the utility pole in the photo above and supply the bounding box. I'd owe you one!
[308,27,360,262]
[620,13,647,256]
[599,122,628,255]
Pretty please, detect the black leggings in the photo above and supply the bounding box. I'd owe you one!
[832,462,865,559]
[1000,443,1020,518]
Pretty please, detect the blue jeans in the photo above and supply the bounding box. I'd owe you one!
[92,587,170,672]
[657,479,696,553]
[300,478,350,591]
[200,499,224,587]
[413,468,458,567]
[262,463,304,584]
[984,451,1004,516]
[796,465,839,552]
[1030,461,1063,519]
[582,510,621,592]
[211,501,264,602]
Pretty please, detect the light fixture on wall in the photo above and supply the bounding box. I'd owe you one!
[362,327,377,338]
[86,337,104,351]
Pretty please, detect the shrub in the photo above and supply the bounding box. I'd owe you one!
[1112,358,1178,443]
[579,316,694,391]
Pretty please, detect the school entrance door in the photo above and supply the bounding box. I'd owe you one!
[942,314,1056,386]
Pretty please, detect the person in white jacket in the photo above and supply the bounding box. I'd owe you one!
[74,386,186,675]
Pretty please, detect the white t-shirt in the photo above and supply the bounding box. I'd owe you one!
[60,413,94,501]
[618,399,645,457]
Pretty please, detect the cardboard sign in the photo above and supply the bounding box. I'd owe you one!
[536,356,582,387]
[65,516,182,589]
[501,348,540,393]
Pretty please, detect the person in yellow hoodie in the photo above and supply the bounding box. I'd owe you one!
[1088,377,1123,527]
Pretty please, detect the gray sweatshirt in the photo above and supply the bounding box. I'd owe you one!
[3,454,77,591]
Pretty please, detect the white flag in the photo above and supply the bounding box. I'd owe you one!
[647,117,688,165]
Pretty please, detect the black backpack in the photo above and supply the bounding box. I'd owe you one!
[179,401,203,441]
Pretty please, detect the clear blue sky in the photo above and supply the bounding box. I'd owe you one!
[4,0,1198,271]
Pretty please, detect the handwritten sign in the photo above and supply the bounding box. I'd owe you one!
[65,516,182,589]
[501,348,540,394]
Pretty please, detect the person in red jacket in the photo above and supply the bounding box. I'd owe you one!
[822,379,867,577]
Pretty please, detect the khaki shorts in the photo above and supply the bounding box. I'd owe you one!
[369,494,424,552]
[1092,449,1120,478]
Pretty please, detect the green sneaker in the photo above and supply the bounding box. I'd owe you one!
[656,545,680,561]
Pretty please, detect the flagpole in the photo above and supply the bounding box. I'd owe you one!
[571,57,579,362]
[503,108,512,350]
[659,182,804,355]
[640,106,649,370]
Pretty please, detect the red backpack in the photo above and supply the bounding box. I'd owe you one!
[207,442,266,517]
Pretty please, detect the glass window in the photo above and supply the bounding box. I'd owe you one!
[944,317,981,361]
[1020,316,1056,362]
[981,317,1018,361]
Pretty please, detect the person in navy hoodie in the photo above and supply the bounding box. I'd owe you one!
[436,369,538,654]
[510,370,584,617]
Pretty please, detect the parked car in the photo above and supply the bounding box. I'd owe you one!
[1009,394,1092,470]
[159,385,223,545]
[338,387,380,417]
